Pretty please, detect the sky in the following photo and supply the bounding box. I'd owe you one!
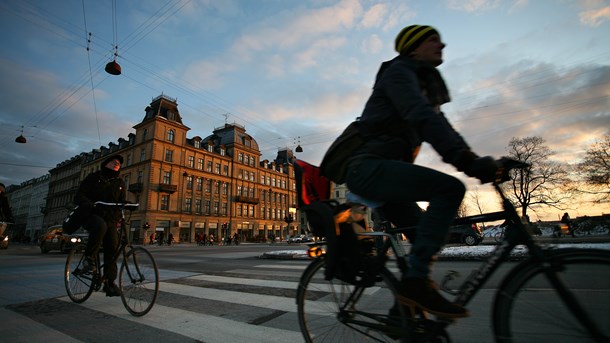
[0,0,609,220]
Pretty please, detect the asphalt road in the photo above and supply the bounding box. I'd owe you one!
[1,240,608,342]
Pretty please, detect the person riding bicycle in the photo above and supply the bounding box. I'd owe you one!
[344,25,502,318]
[74,154,126,297]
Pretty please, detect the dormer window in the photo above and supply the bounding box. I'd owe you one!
[207,144,213,152]
[220,147,225,156]
[194,140,200,148]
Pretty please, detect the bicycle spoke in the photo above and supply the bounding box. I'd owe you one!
[494,250,610,343]
[119,247,159,316]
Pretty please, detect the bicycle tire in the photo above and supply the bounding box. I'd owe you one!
[297,257,408,343]
[119,246,159,316]
[64,248,95,303]
[493,249,610,343]
[493,230,505,243]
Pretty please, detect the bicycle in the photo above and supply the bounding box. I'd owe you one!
[64,202,160,317]
[296,160,610,342]
[493,225,506,243]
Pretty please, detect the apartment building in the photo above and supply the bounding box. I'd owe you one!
[43,94,300,244]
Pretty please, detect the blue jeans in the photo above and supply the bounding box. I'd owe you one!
[346,159,465,278]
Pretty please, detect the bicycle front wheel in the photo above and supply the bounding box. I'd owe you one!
[64,247,95,303]
[297,257,407,343]
[119,247,159,316]
[493,249,610,343]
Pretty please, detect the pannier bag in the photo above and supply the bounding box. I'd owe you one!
[63,205,90,235]
[319,121,365,184]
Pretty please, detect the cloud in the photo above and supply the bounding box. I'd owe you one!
[361,34,383,54]
[445,0,502,13]
[579,6,610,26]
[361,3,388,28]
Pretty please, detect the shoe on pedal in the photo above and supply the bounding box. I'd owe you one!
[103,282,121,297]
[79,257,96,274]
[397,277,469,319]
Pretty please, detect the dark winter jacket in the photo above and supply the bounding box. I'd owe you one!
[74,169,126,224]
[351,55,474,170]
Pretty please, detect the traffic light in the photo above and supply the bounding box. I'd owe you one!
[144,222,150,230]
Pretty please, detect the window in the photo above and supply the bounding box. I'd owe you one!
[205,201,211,214]
[237,204,242,217]
[238,153,244,163]
[206,179,212,192]
[163,171,171,184]
[126,154,132,167]
[188,156,194,168]
[215,163,220,174]
[167,129,175,142]
[165,149,173,162]
[142,129,147,143]
[186,175,193,190]
[194,140,200,148]
[220,147,225,156]
[207,144,213,152]
[221,202,227,216]
[137,171,143,183]
[161,195,169,210]
[249,205,254,217]
[215,181,221,194]
[260,175,265,184]
[223,165,229,175]
[237,185,242,196]
[213,201,219,215]
[196,177,203,191]
[197,158,203,170]
[195,199,202,213]
[140,149,146,162]
[123,175,130,188]
[185,198,192,212]
[222,183,228,195]
[206,161,213,172]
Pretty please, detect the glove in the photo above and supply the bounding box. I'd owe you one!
[465,156,500,184]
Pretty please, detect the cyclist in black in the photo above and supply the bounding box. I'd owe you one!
[74,154,126,297]
[345,25,501,318]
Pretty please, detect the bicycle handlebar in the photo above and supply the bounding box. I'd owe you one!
[93,201,139,210]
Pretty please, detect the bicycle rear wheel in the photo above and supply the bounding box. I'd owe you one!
[493,249,610,343]
[297,257,407,342]
[64,247,95,303]
[119,247,159,316]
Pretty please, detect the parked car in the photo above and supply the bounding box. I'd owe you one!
[39,225,88,253]
[447,223,483,246]
[288,234,314,244]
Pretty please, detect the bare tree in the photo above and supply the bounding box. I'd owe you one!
[578,134,610,203]
[503,136,571,219]
[468,187,486,215]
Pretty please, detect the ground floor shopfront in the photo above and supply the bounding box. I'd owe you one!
[127,215,304,245]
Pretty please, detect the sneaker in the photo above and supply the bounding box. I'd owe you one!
[396,277,469,318]
[103,282,121,297]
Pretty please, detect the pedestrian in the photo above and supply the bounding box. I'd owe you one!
[150,232,155,245]
[334,25,504,318]
[561,212,575,237]
[168,232,173,246]
[158,231,164,246]
[202,233,207,246]
[74,154,126,297]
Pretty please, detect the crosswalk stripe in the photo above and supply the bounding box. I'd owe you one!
[58,294,303,343]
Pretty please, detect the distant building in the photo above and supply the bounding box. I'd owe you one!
[42,94,300,243]
[5,175,49,241]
